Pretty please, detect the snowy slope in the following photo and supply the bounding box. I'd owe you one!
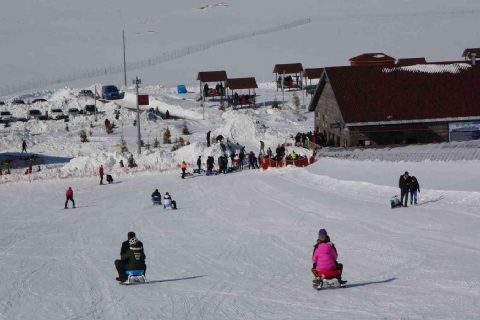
[2,0,480,95]
[0,161,479,319]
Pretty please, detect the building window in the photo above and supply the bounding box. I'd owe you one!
[323,114,327,121]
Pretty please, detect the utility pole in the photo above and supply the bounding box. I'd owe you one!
[282,71,285,107]
[94,85,97,121]
[201,82,205,120]
[123,31,127,87]
[133,77,142,155]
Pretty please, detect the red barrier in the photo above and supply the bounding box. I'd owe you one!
[262,157,311,170]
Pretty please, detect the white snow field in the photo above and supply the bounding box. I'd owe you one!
[1,159,480,319]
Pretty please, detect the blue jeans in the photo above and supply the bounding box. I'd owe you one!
[410,190,418,204]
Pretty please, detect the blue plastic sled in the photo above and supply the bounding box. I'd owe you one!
[152,200,162,205]
[206,171,218,176]
[193,168,205,174]
[226,167,237,173]
[123,270,147,285]
[177,85,187,94]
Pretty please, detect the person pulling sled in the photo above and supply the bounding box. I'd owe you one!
[311,229,347,290]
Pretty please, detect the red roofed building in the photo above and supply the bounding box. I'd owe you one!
[309,62,480,147]
[349,53,396,66]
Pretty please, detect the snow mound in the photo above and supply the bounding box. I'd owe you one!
[382,63,471,74]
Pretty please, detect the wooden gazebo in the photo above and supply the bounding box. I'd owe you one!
[197,71,228,99]
[273,63,304,91]
[304,68,324,86]
[225,77,258,107]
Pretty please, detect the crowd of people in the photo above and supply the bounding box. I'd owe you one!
[398,171,421,207]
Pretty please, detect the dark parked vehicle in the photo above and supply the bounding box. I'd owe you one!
[15,117,28,122]
[79,89,95,99]
[85,104,97,115]
[101,85,120,100]
[27,109,42,119]
[12,100,25,105]
[38,115,48,121]
[32,98,47,103]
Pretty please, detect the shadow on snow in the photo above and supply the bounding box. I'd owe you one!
[344,277,397,289]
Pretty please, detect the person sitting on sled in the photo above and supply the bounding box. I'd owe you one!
[115,232,146,282]
[151,189,161,204]
[163,192,177,210]
[312,229,346,285]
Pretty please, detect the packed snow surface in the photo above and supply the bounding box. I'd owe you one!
[1,159,480,319]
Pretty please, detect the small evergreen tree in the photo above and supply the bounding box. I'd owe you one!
[182,121,190,135]
[65,124,69,132]
[252,99,257,110]
[163,127,171,144]
[89,131,93,137]
[90,122,94,129]
[133,119,137,126]
[178,137,185,146]
[153,137,160,148]
[80,130,89,143]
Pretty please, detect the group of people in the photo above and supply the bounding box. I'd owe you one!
[98,165,114,185]
[398,171,421,207]
[277,75,297,89]
[151,189,178,209]
[203,83,224,97]
[294,131,328,148]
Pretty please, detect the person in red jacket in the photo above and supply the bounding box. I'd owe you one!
[99,165,104,185]
[65,187,75,209]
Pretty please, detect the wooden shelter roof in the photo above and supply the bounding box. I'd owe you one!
[197,71,228,82]
[226,77,258,90]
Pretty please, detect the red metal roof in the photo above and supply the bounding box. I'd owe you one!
[397,58,427,65]
[273,63,304,74]
[304,68,324,79]
[323,63,480,124]
[349,53,396,63]
[197,71,228,82]
[226,77,258,90]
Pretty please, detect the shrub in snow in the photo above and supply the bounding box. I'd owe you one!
[4,122,10,128]
[182,122,191,135]
[171,144,179,152]
[89,131,93,137]
[252,99,257,110]
[293,92,301,113]
[133,119,137,126]
[163,127,171,144]
[153,137,160,148]
[106,123,113,135]
[178,137,185,146]
[120,136,128,153]
[80,130,89,143]
[219,97,225,111]
[272,99,279,109]
[90,122,94,129]
[65,124,69,132]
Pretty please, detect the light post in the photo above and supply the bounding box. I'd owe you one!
[133,77,142,155]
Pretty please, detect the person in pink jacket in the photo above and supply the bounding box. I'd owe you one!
[312,231,347,285]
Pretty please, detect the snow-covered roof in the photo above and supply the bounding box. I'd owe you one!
[383,63,471,74]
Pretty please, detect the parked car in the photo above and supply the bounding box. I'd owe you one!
[0,111,13,121]
[32,98,47,103]
[79,90,95,99]
[51,108,65,120]
[84,104,97,115]
[101,85,120,100]
[27,109,42,119]
[38,115,48,121]
[68,108,80,116]
[12,99,25,105]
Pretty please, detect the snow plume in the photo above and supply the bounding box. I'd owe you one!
[382,63,471,74]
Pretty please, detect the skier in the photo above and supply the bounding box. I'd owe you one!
[206,131,211,147]
[151,189,161,204]
[181,161,187,179]
[312,230,346,287]
[115,232,146,282]
[99,165,104,185]
[410,176,421,205]
[398,171,412,207]
[197,156,202,173]
[106,174,114,184]
[21,140,27,153]
[164,192,177,209]
[64,187,75,209]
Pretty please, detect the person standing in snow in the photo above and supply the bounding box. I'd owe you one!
[115,232,146,282]
[99,165,104,185]
[239,150,245,170]
[229,153,235,167]
[206,131,211,147]
[260,141,265,155]
[21,140,27,153]
[410,176,421,205]
[399,171,412,207]
[181,161,187,179]
[197,156,202,173]
[64,187,75,209]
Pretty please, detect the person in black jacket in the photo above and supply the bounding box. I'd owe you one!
[206,131,211,147]
[115,232,146,282]
[151,189,161,204]
[197,156,202,173]
[399,171,412,207]
[410,176,420,205]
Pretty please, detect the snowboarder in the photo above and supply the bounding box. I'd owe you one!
[206,131,211,147]
[21,140,27,153]
[151,189,161,204]
[197,156,202,173]
[64,187,75,209]
[99,165,104,185]
[181,161,187,179]
[410,176,420,205]
[106,174,114,184]
[164,192,177,209]
[399,171,412,207]
[115,232,146,282]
